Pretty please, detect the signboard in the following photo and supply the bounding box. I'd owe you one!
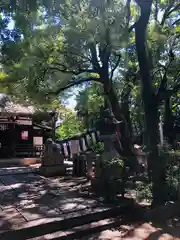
[33,137,43,146]
[0,124,9,131]
[21,131,28,140]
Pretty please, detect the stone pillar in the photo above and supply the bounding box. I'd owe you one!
[86,151,94,177]
[72,153,87,177]
[39,139,66,177]
[94,154,102,179]
[100,134,119,161]
[91,135,123,198]
[72,153,78,176]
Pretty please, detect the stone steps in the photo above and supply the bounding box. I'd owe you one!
[0,202,134,240]
[0,158,41,166]
[29,217,125,240]
[0,165,40,175]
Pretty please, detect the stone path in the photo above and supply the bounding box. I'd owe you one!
[0,171,99,230]
[0,168,121,239]
[0,167,180,239]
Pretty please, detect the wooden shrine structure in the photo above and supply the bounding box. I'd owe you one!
[0,105,52,158]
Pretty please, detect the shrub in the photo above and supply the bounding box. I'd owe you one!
[92,141,104,154]
[93,157,125,201]
[136,181,152,202]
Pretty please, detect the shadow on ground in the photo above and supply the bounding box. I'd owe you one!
[0,171,180,239]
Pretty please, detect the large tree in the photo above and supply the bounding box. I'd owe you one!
[1,0,180,205]
[134,0,180,206]
[1,0,138,165]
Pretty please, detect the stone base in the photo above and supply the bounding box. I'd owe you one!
[91,177,124,197]
[39,165,66,177]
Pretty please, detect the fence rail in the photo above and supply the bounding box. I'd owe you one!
[56,131,100,159]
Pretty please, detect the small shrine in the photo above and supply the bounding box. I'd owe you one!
[0,96,52,158]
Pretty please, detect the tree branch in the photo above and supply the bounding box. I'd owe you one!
[52,77,102,95]
[48,67,78,75]
[161,0,175,26]
[161,1,180,26]
[89,43,101,71]
[55,48,92,63]
[158,78,180,101]
[48,64,97,75]
[99,27,111,72]
[126,0,131,25]
[167,3,180,16]
[168,80,180,97]
[153,68,163,80]
[110,55,121,80]
[157,63,171,97]
[128,23,136,33]
[172,18,180,26]
[154,0,158,21]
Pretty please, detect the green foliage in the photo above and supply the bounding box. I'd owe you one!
[94,157,125,201]
[165,150,180,201]
[56,110,85,140]
[0,0,129,105]
[136,182,153,202]
[75,83,104,128]
[92,142,104,154]
[1,0,180,206]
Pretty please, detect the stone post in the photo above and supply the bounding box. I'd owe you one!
[86,151,95,177]
[91,135,123,198]
[94,154,102,179]
[72,153,87,177]
[72,153,78,176]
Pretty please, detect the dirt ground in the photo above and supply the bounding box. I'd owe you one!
[79,221,180,239]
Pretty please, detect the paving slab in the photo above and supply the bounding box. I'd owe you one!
[0,207,26,232]
[0,170,104,233]
[0,168,130,240]
[0,175,20,186]
[18,204,60,221]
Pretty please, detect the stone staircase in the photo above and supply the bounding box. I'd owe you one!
[0,202,136,240]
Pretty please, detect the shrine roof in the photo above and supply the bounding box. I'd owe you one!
[0,93,35,116]
[3,102,35,115]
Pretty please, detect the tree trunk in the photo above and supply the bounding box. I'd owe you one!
[135,0,167,206]
[144,100,167,205]
[121,86,132,139]
[164,97,174,146]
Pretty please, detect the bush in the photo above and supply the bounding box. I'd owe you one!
[92,157,125,201]
[165,150,180,201]
[136,181,152,202]
[92,142,104,154]
[101,157,124,180]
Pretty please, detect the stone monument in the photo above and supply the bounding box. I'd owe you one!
[39,139,66,177]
